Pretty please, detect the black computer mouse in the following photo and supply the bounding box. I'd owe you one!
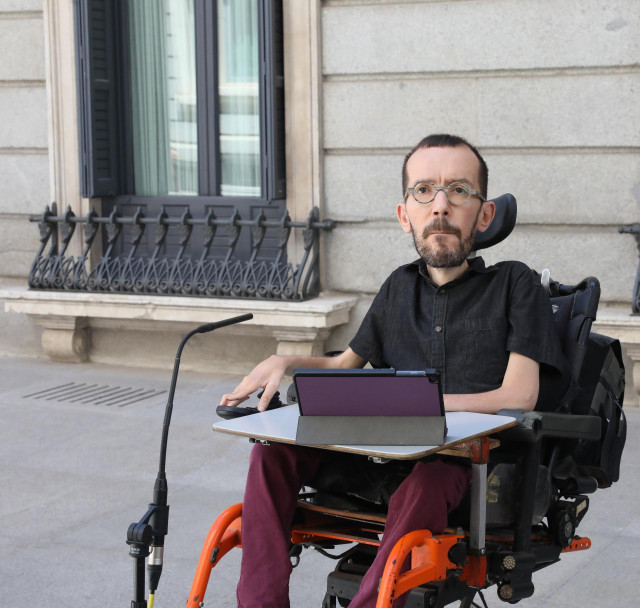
[216,390,284,420]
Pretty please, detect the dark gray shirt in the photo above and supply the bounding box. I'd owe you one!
[350,257,569,408]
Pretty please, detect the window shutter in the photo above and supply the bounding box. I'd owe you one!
[75,0,122,198]
[261,0,286,201]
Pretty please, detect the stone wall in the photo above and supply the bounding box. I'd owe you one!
[0,0,47,356]
[321,0,640,354]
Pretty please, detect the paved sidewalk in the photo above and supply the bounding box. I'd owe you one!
[0,355,638,607]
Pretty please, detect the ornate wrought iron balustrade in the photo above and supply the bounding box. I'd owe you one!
[28,203,335,300]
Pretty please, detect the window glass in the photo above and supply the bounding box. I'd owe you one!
[217,0,261,197]
[128,0,198,195]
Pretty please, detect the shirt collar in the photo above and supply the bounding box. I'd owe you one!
[411,256,498,287]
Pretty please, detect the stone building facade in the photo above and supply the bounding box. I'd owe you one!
[1,1,639,401]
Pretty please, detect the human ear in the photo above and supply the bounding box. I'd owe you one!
[396,201,413,234]
[476,200,496,233]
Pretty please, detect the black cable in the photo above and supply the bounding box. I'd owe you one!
[157,314,253,475]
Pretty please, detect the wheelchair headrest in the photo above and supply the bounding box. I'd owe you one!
[473,193,517,251]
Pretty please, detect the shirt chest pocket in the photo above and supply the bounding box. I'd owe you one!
[464,317,509,386]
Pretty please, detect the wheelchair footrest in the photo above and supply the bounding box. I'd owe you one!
[326,571,362,603]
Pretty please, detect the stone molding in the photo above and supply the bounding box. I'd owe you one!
[1,287,357,362]
[43,0,88,243]
[594,306,640,405]
[39,315,89,363]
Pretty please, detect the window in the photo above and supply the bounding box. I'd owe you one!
[74,0,285,261]
[128,0,200,196]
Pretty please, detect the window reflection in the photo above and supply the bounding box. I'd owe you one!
[217,0,261,197]
[129,0,198,196]
[127,0,261,198]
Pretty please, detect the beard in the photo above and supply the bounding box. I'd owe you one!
[411,213,480,269]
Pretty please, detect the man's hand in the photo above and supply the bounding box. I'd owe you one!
[219,348,367,412]
[220,355,289,411]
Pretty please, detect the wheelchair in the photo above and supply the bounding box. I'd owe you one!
[185,194,626,608]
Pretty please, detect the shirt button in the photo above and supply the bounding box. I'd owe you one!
[435,325,443,333]
[439,289,446,295]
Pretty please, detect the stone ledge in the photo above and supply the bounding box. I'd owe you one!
[594,305,640,406]
[1,287,358,363]
[594,305,640,341]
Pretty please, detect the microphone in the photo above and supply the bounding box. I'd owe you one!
[193,313,254,335]
[149,313,253,593]
[128,314,254,603]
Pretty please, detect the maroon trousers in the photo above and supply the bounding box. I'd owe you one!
[236,443,471,608]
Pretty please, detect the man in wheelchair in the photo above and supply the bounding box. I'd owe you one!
[219,134,579,608]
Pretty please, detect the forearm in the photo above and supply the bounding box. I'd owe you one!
[444,384,538,414]
[444,352,540,414]
[282,349,364,373]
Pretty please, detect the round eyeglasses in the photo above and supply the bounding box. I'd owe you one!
[405,181,486,206]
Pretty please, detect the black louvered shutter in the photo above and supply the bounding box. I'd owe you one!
[75,0,122,198]
[261,0,286,201]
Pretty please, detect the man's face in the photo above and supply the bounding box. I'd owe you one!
[397,145,494,268]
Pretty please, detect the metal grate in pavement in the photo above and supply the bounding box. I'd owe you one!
[22,382,167,407]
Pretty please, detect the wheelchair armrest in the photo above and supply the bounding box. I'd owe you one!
[496,409,601,442]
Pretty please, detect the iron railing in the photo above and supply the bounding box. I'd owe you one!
[28,203,335,300]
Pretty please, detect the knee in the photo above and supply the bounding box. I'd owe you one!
[249,442,298,475]
[248,442,324,483]
[417,460,471,508]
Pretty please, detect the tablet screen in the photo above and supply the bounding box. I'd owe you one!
[293,369,444,417]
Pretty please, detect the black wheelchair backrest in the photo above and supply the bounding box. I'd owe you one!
[539,274,626,487]
[548,276,600,384]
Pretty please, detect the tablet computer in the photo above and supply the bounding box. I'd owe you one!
[292,368,446,445]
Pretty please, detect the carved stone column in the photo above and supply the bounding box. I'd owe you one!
[38,316,90,362]
[621,343,640,406]
[595,309,640,407]
[273,328,330,357]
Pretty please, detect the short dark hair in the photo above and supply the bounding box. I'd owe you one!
[401,134,489,199]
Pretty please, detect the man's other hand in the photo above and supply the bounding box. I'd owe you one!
[220,355,288,411]
[219,348,366,412]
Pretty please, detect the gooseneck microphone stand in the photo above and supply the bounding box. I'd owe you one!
[126,314,253,607]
